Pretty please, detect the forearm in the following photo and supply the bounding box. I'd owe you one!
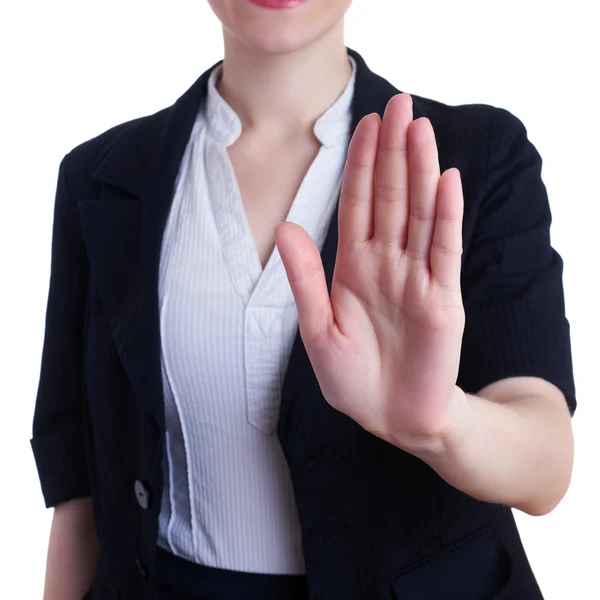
[407,378,574,516]
[44,498,99,600]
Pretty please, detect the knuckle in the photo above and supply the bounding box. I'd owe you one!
[375,182,408,204]
[403,248,428,262]
[341,189,364,207]
[409,205,436,222]
[431,242,459,257]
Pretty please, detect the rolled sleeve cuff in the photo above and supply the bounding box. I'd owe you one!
[458,302,577,416]
[30,423,90,508]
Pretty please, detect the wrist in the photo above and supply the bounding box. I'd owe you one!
[399,385,471,463]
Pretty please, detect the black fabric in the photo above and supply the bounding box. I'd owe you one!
[154,546,308,600]
[31,47,573,599]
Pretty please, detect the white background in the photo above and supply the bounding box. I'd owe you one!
[1,1,598,598]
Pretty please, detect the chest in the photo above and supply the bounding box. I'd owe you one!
[226,136,322,269]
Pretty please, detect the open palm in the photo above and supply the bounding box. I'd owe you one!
[275,94,466,448]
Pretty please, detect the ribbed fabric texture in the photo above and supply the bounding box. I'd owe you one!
[156,59,356,574]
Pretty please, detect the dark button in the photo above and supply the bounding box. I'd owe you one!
[135,558,148,582]
[134,479,151,511]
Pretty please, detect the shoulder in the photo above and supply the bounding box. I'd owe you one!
[356,51,523,145]
[404,90,535,198]
[367,62,529,174]
[59,106,172,187]
[370,81,541,228]
[411,92,526,156]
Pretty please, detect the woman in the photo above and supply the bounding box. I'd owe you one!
[31,1,576,599]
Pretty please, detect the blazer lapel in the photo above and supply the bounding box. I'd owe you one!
[78,62,221,429]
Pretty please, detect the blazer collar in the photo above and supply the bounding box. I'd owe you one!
[91,59,217,199]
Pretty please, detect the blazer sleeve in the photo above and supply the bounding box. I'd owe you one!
[30,156,91,508]
[456,108,577,415]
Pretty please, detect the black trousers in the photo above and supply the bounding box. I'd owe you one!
[154,546,309,600]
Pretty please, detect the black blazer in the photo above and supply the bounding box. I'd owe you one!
[31,48,576,599]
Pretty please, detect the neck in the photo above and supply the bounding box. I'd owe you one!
[217,23,351,140]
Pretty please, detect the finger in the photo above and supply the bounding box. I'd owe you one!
[337,113,381,247]
[373,93,413,244]
[405,118,441,261]
[274,221,333,343]
[430,168,464,291]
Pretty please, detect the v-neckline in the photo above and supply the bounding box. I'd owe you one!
[209,143,326,308]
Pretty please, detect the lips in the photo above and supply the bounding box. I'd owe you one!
[247,0,308,9]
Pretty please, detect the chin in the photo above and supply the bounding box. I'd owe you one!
[234,25,334,56]
[208,0,352,56]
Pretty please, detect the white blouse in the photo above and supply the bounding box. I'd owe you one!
[156,58,356,575]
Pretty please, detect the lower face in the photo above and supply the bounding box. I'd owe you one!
[207,0,353,55]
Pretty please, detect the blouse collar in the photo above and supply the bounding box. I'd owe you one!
[205,56,356,148]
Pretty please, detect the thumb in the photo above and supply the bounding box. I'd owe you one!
[274,222,333,344]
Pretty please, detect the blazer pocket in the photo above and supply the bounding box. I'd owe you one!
[390,524,513,600]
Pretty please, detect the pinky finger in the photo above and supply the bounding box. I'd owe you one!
[430,168,464,291]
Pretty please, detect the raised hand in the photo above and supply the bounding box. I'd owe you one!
[275,93,466,451]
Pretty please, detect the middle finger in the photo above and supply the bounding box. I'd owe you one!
[373,93,413,245]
